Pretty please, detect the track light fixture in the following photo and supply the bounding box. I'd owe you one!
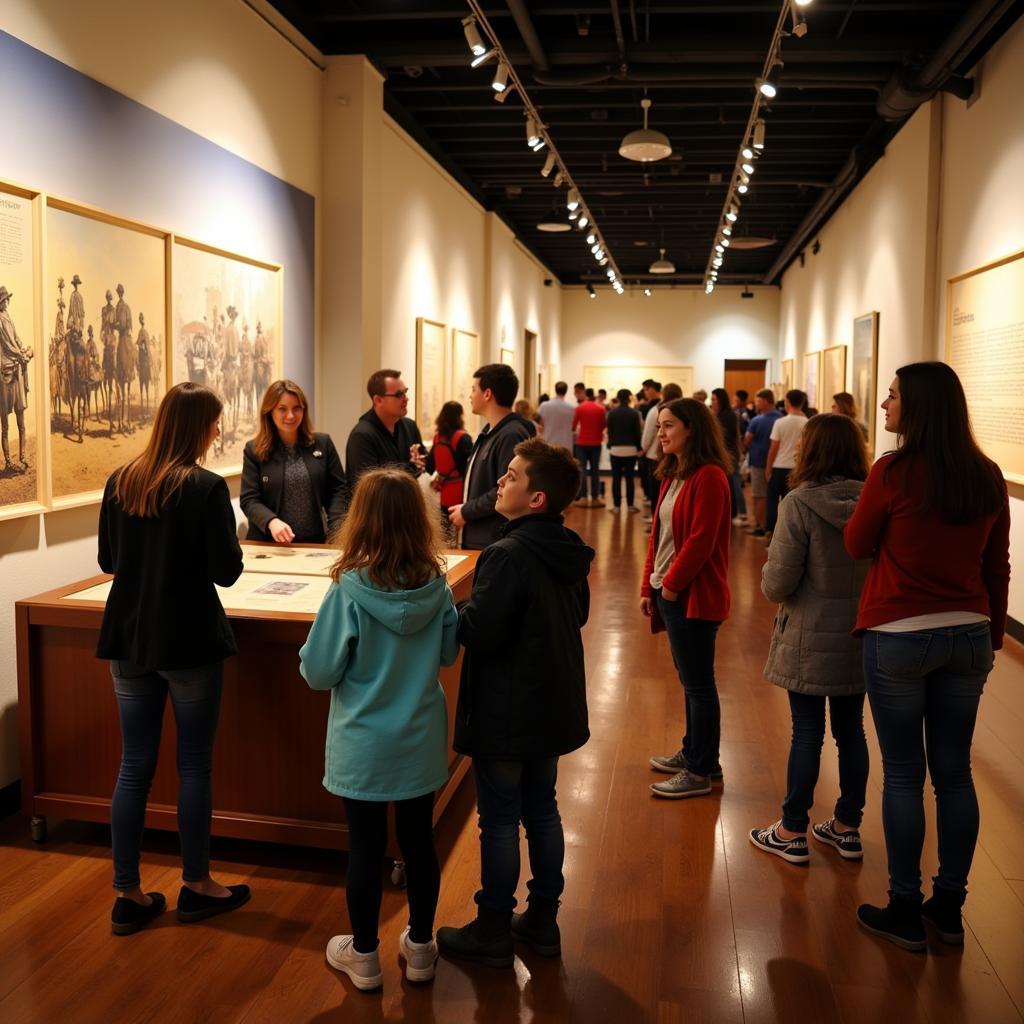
[492,62,510,92]
[586,233,596,245]
[742,146,754,161]
[722,225,732,237]
[526,117,541,147]
[715,243,725,254]
[713,256,723,267]
[568,208,579,221]
[541,152,556,178]
[705,282,714,294]
[644,288,652,297]
[741,161,755,175]
[753,118,766,151]
[462,16,486,57]
[566,188,580,211]
[492,83,515,103]
[721,237,730,247]
[758,62,782,98]
[587,284,596,299]
[553,170,565,188]
[726,203,739,222]
[737,183,749,194]
[607,269,616,279]
[577,214,589,229]
[471,47,497,69]
[794,0,814,6]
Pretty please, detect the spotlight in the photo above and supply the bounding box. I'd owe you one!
[758,63,781,98]
[587,284,597,299]
[586,233,596,245]
[577,214,589,229]
[492,62,510,93]
[591,244,600,254]
[737,183,749,194]
[532,138,546,152]
[471,47,497,69]
[462,16,486,57]
[713,256,723,267]
[566,187,580,211]
[794,0,814,6]
[715,243,725,254]
[753,118,766,150]
[739,171,750,186]
[607,269,616,279]
[553,170,565,188]
[541,152,556,178]
[721,237,730,247]
[644,288,652,297]
[493,83,515,103]
[594,249,604,260]
[726,203,739,222]
[741,161,755,175]
[599,257,608,266]
[526,117,540,147]
[569,209,579,221]
[742,146,754,161]
[705,282,714,294]
[722,225,732,237]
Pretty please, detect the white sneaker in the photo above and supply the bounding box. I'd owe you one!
[400,926,438,982]
[326,934,383,990]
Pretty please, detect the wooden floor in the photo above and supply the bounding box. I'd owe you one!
[2,503,1023,1023]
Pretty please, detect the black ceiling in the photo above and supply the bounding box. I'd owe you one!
[267,1,1021,286]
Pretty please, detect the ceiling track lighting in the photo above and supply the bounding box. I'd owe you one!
[540,152,556,178]
[753,118,766,151]
[462,16,486,57]
[553,170,565,188]
[526,116,541,148]
[722,225,732,237]
[758,60,782,98]
[492,61,510,93]
[577,215,589,229]
[492,83,515,103]
[742,146,754,161]
[737,182,749,194]
[726,203,739,222]
[741,161,755,175]
[471,48,497,69]
[587,284,597,299]
[566,187,580,211]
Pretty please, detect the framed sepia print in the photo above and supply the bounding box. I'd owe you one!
[781,358,794,394]
[450,326,480,427]
[852,311,879,450]
[415,317,447,440]
[0,181,47,520]
[802,350,821,411]
[822,345,847,410]
[500,346,516,369]
[171,237,283,477]
[45,198,167,509]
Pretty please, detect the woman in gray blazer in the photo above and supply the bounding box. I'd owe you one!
[749,414,871,865]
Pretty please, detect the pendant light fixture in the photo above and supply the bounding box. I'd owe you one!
[619,98,672,163]
[649,248,676,274]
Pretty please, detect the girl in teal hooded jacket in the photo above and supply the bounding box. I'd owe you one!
[300,467,459,989]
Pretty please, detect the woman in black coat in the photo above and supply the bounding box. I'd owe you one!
[240,380,347,543]
[98,382,249,935]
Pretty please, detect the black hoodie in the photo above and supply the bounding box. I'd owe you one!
[455,512,594,759]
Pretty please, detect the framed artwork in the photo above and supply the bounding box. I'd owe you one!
[500,346,515,369]
[45,198,167,509]
[0,182,47,520]
[780,358,794,394]
[946,250,1024,490]
[822,345,847,409]
[449,326,480,428]
[852,311,879,451]
[583,364,695,398]
[802,350,821,411]
[172,237,283,477]
[415,317,447,439]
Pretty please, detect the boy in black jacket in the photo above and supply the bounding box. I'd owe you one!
[437,438,594,967]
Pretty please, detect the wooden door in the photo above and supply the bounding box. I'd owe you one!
[723,359,767,401]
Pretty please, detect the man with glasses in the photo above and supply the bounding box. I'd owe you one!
[345,368,426,488]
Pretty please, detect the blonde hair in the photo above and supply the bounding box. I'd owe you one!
[329,468,445,590]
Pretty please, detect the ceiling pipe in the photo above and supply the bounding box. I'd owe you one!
[504,0,550,70]
[531,66,886,87]
[876,0,1016,119]
[609,0,627,65]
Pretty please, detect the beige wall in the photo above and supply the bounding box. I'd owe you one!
[561,285,781,395]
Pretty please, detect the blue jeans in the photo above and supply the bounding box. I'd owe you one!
[656,593,721,777]
[781,691,868,833]
[864,624,992,901]
[576,444,602,500]
[473,757,564,912]
[728,469,747,517]
[110,659,223,890]
[610,454,636,507]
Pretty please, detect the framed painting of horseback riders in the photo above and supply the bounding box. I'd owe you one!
[44,198,168,509]
[171,236,283,477]
[0,181,48,521]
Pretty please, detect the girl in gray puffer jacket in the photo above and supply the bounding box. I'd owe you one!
[749,415,871,865]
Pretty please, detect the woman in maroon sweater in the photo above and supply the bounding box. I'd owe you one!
[641,398,732,800]
[846,362,1010,952]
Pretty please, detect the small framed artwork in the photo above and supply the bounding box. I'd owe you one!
[802,350,821,411]
[500,346,515,369]
[416,317,447,439]
[450,327,480,428]
[852,311,880,451]
[821,345,847,409]
[780,358,794,394]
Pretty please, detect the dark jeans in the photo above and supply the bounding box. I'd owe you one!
[343,792,439,952]
[766,467,792,533]
[610,455,637,507]
[638,454,650,497]
[728,469,747,517]
[781,691,868,833]
[110,659,223,890]
[864,624,992,901]
[645,458,661,507]
[575,444,602,500]
[473,756,564,913]
[656,593,721,777]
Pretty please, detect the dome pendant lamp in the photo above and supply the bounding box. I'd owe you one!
[619,98,672,163]
[649,248,676,274]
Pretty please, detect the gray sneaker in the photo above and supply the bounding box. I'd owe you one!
[650,770,712,799]
[649,749,723,781]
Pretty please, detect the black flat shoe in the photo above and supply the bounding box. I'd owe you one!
[176,884,251,923]
[111,892,166,935]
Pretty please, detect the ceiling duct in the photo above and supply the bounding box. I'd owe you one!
[505,0,550,70]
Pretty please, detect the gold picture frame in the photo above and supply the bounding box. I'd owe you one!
[780,358,794,394]
[416,317,447,440]
[802,351,822,411]
[821,345,848,410]
[449,326,480,428]
[852,311,879,451]
[500,346,515,369]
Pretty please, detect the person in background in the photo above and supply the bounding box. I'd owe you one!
[301,468,459,990]
[744,389,782,538]
[606,388,643,513]
[345,369,425,485]
[734,389,753,436]
[765,389,809,537]
[641,383,683,521]
[449,363,535,549]
[597,388,610,409]
[711,387,747,526]
[573,382,586,404]
[637,380,662,515]
[572,387,607,507]
[832,391,869,440]
[537,381,576,451]
[642,398,732,799]
[241,379,347,544]
[692,389,708,404]
[424,400,473,540]
[750,415,870,865]
[97,382,248,936]
[846,362,1009,952]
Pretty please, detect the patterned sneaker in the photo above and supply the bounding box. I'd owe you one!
[812,819,863,860]
[649,749,723,781]
[399,926,439,982]
[650,770,712,799]
[326,935,383,990]
[749,822,810,864]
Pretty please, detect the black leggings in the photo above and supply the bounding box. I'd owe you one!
[343,792,439,952]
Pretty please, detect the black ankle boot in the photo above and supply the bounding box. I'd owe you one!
[511,897,561,957]
[921,885,965,945]
[857,894,926,952]
[437,906,514,968]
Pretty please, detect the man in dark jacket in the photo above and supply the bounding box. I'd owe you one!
[448,363,535,549]
[344,368,425,487]
[438,437,594,968]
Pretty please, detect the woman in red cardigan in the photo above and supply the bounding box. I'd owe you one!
[641,398,732,799]
[846,361,1009,952]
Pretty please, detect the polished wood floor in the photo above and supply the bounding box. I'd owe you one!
[2,501,1023,1023]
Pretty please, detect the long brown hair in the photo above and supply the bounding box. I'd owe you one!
[253,379,315,461]
[655,398,731,480]
[329,468,445,590]
[832,391,858,419]
[788,414,869,488]
[114,382,222,517]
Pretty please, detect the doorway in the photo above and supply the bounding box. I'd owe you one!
[524,329,538,401]
[723,359,767,403]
